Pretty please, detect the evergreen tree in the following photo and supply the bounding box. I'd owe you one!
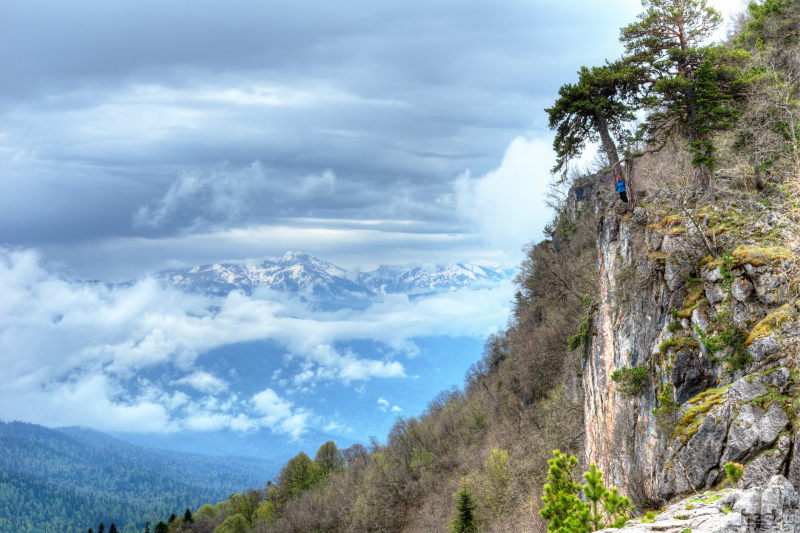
[620,0,750,195]
[688,60,738,180]
[108,524,118,533]
[167,513,177,524]
[144,522,150,533]
[87,529,94,533]
[540,453,633,532]
[450,477,477,533]
[546,61,643,182]
[98,523,105,533]
[153,521,168,533]
[183,507,194,524]
[539,451,588,533]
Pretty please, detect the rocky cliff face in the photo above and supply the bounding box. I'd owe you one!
[574,182,800,507]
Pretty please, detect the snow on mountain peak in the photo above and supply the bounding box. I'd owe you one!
[159,252,508,303]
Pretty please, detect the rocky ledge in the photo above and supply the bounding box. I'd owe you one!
[600,475,800,532]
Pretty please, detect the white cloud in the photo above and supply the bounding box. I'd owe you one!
[0,246,510,435]
[377,398,390,411]
[391,405,402,412]
[172,371,229,394]
[455,136,554,261]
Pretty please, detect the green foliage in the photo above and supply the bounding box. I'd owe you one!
[583,464,632,530]
[540,452,631,532]
[194,504,217,520]
[183,508,193,524]
[0,421,272,533]
[153,522,168,533]
[544,208,577,240]
[734,0,798,49]
[652,384,680,435]
[568,297,595,358]
[540,451,587,533]
[278,452,325,498]
[483,447,510,512]
[724,462,745,485]
[213,513,249,533]
[688,60,739,175]
[108,525,118,533]
[315,441,345,475]
[668,321,682,333]
[450,478,478,533]
[611,366,649,397]
[546,61,643,179]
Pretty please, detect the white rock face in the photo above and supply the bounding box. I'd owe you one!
[599,475,800,532]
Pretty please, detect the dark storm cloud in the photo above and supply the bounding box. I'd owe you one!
[0,0,640,272]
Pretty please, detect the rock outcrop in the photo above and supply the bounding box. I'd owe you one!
[599,475,800,532]
[577,181,800,506]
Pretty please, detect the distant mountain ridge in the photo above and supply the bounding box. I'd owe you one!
[0,421,278,533]
[160,251,508,302]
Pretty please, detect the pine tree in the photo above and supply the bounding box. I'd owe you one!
[98,523,105,533]
[582,464,608,531]
[153,521,169,533]
[183,507,194,524]
[546,61,643,182]
[87,529,94,533]
[540,451,588,533]
[108,524,118,533]
[144,522,151,533]
[168,513,177,525]
[688,60,739,187]
[450,477,477,533]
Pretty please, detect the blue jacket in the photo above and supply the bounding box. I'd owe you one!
[616,179,626,193]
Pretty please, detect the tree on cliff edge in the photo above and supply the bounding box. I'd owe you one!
[546,61,643,183]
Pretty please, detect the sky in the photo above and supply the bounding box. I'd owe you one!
[0,0,745,453]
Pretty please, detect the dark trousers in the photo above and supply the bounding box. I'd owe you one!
[619,191,628,203]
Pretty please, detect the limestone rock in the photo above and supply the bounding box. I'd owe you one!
[705,282,726,305]
[728,377,768,403]
[740,435,791,490]
[720,404,765,465]
[679,413,728,490]
[732,277,753,302]
[703,264,724,283]
[787,432,800,493]
[598,476,800,532]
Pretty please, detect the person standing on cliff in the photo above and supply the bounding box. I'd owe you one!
[616,176,628,203]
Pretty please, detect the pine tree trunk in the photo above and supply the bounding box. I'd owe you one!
[593,111,622,181]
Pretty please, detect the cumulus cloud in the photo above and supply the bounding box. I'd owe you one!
[0,246,511,435]
[172,371,229,395]
[455,137,554,257]
[377,398,401,412]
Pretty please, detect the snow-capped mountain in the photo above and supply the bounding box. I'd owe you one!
[160,252,507,302]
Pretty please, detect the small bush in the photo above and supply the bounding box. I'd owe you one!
[724,462,744,485]
[611,367,649,397]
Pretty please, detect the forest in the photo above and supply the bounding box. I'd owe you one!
[0,422,277,533]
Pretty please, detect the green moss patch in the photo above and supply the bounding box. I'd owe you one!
[745,304,797,346]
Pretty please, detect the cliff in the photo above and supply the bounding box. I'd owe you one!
[576,180,800,510]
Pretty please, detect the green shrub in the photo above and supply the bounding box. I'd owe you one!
[611,366,649,397]
[724,462,744,485]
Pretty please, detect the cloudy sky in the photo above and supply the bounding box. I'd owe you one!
[0,0,743,453]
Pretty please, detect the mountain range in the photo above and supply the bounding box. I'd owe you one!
[0,421,279,533]
[159,251,508,308]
